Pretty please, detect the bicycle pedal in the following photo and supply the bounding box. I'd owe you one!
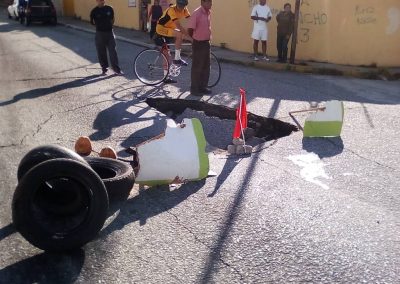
[169,64,181,77]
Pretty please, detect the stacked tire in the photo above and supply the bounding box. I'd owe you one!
[12,145,135,252]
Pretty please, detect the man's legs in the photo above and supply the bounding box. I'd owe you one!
[277,34,283,61]
[261,29,269,61]
[191,40,203,94]
[191,40,211,95]
[261,40,267,58]
[172,30,187,65]
[199,41,211,91]
[95,32,109,73]
[107,31,121,73]
[253,39,259,58]
[282,36,290,62]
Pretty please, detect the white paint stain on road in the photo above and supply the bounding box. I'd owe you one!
[288,153,332,189]
[386,7,400,34]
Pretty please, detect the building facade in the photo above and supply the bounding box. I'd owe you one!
[70,0,400,67]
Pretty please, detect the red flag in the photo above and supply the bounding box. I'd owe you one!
[233,88,248,139]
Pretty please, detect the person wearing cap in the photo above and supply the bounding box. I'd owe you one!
[155,0,191,84]
[188,0,212,96]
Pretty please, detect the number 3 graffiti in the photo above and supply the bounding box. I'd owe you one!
[300,28,310,42]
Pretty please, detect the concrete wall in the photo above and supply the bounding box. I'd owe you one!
[73,0,400,67]
[73,0,139,29]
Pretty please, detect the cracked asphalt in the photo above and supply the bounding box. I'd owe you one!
[1,17,400,283]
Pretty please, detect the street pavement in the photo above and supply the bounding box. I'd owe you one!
[0,15,400,283]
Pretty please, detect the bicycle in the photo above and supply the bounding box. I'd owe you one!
[134,41,221,87]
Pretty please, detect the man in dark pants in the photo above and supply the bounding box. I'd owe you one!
[90,0,122,75]
[276,3,294,63]
[188,0,212,96]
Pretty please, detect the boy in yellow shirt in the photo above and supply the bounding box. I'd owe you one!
[155,0,191,69]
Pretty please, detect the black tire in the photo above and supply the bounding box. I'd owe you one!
[17,144,89,181]
[52,17,57,25]
[19,15,23,24]
[84,157,135,201]
[134,48,169,85]
[208,52,221,88]
[12,158,109,252]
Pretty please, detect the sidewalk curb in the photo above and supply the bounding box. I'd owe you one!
[59,21,399,81]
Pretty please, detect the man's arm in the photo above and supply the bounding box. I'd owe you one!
[254,16,270,22]
[110,7,115,25]
[250,6,258,21]
[276,11,281,22]
[187,10,196,38]
[265,9,272,22]
[90,9,95,25]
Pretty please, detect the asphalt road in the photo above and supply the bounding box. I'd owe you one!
[1,17,400,283]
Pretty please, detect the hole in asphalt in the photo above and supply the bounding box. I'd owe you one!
[146,98,298,149]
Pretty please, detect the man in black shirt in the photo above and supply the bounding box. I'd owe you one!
[90,0,122,75]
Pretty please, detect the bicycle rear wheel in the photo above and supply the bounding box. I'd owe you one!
[208,52,221,88]
[134,49,169,86]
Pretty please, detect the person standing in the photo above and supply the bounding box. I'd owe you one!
[159,0,171,11]
[276,3,294,63]
[90,0,122,75]
[140,0,149,32]
[148,0,163,39]
[250,0,272,61]
[155,0,191,84]
[188,0,212,96]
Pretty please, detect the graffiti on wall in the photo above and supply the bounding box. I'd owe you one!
[386,7,400,34]
[299,12,328,43]
[355,5,377,25]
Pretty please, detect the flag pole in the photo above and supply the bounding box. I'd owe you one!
[238,92,246,146]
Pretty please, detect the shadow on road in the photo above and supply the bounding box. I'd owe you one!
[100,179,206,238]
[208,157,242,197]
[90,84,171,143]
[198,151,261,283]
[0,249,85,283]
[0,75,108,107]
[302,137,344,158]
[0,223,16,242]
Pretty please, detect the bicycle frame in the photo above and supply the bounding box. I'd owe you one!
[134,41,221,87]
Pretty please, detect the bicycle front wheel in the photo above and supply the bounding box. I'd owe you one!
[208,52,221,88]
[134,49,169,86]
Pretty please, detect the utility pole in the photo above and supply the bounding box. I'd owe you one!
[290,0,301,64]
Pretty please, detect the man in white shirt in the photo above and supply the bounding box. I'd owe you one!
[251,0,272,61]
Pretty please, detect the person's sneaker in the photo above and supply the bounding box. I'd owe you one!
[113,69,124,75]
[253,56,259,61]
[262,56,270,62]
[199,88,212,95]
[164,77,177,84]
[101,68,108,75]
[172,59,188,66]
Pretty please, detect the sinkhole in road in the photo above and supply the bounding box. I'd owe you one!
[146,98,298,149]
